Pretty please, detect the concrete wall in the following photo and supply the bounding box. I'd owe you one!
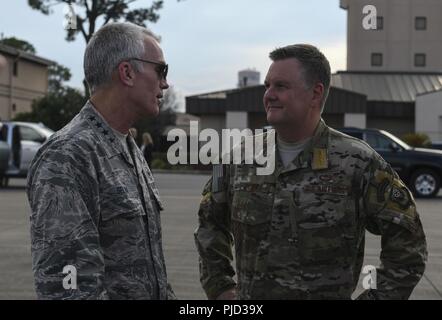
[0,55,48,120]
[367,117,415,136]
[248,113,268,131]
[343,0,442,72]
[416,90,442,141]
[226,111,248,130]
[322,114,344,129]
[198,114,225,133]
[344,113,367,128]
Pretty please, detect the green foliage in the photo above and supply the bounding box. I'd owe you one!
[48,63,72,93]
[13,88,86,131]
[401,132,432,148]
[0,37,36,53]
[151,158,169,170]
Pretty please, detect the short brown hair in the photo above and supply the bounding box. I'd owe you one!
[269,44,331,112]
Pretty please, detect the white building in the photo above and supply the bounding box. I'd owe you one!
[416,89,442,141]
[335,0,442,137]
[238,69,260,88]
[340,0,442,72]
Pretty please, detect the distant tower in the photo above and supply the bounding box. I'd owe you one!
[340,0,442,72]
[238,69,260,88]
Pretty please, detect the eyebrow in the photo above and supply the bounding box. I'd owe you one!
[265,79,290,86]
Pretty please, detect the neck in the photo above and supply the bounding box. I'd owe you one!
[90,88,132,134]
[275,116,320,143]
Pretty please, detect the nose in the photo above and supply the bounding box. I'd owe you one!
[263,86,276,103]
[160,77,169,90]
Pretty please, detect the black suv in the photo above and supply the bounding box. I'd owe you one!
[338,127,442,198]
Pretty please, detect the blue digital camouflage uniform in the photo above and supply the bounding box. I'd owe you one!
[195,119,427,300]
[27,101,175,300]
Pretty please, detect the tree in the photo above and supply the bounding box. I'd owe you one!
[14,88,86,131]
[0,37,36,54]
[401,133,432,148]
[161,85,182,112]
[48,62,72,93]
[28,0,170,42]
[28,0,183,95]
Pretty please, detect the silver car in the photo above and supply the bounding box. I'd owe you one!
[0,121,54,187]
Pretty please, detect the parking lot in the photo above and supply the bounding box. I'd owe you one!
[0,173,441,300]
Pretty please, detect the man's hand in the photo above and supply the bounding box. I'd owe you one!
[216,287,237,300]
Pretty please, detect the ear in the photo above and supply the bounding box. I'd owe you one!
[311,82,325,109]
[117,61,136,87]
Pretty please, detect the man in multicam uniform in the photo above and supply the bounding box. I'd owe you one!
[27,22,175,299]
[195,44,427,300]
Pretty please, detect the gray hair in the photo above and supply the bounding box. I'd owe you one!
[84,22,158,94]
[269,44,331,113]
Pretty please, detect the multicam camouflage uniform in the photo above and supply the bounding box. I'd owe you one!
[27,101,175,300]
[195,119,427,300]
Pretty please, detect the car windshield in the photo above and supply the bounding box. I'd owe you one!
[39,126,54,137]
[379,130,412,150]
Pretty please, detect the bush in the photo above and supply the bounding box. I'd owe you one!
[401,133,431,148]
[151,158,169,170]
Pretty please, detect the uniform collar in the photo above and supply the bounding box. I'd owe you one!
[79,101,135,165]
[278,118,330,174]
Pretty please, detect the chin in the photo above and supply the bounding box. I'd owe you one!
[266,115,280,126]
[144,104,159,117]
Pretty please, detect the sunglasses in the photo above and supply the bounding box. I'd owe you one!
[129,57,168,80]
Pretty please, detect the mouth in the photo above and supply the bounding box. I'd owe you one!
[266,105,283,112]
[156,95,163,106]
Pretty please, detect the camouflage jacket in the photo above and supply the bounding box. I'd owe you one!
[27,101,174,300]
[195,119,427,300]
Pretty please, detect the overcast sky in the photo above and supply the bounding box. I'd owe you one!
[1,0,348,107]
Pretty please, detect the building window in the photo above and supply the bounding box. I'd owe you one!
[415,54,426,67]
[12,104,16,112]
[13,61,18,76]
[376,16,384,30]
[371,53,383,66]
[415,17,427,30]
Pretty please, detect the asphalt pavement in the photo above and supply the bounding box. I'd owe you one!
[0,173,441,299]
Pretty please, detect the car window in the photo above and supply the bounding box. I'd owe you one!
[0,124,7,141]
[342,131,363,140]
[19,125,45,143]
[366,132,394,151]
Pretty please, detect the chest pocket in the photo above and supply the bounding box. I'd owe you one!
[141,167,164,213]
[231,165,275,223]
[100,169,146,222]
[230,166,275,260]
[231,181,274,273]
[294,172,359,266]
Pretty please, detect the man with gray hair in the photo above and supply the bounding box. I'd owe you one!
[27,22,174,299]
[195,44,427,300]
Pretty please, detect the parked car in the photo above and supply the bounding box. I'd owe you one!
[0,121,54,187]
[338,127,442,198]
[429,141,442,150]
[0,141,10,179]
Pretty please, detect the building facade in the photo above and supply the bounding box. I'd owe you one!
[416,89,442,141]
[0,44,52,121]
[187,85,367,134]
[341,0,442,72]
